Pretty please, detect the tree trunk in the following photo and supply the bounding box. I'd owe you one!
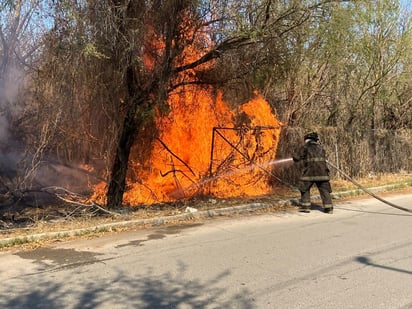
[106,66,147,209]
[105,0,146,209]
[106,103,140,209]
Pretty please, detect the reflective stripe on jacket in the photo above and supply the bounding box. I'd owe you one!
[292,140,330,181]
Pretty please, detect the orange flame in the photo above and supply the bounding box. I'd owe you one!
[91,19,282,206]
[119,88,281,205]
[91,88,281,206]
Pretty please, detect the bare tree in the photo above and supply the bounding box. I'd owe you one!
[0,0,52,197]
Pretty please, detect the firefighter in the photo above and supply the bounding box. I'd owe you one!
[292,131,333,214]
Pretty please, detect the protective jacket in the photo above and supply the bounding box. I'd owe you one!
[293,140,330,181]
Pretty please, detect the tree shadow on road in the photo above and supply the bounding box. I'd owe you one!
[0,262,255,308]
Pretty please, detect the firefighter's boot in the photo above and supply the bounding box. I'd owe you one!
[324,207,333,214]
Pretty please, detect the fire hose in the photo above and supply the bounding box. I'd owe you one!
[251,158,411,213]
[326,160,412,214]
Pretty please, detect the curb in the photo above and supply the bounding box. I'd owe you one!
[0,200,284,248]
[1,182,411,247]
[0,202,282,247]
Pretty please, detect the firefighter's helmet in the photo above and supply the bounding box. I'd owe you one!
[304,131,319,141]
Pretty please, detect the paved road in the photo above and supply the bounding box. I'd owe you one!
[1,193,412,308]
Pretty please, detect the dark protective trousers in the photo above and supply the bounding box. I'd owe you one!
[299,180,333,209]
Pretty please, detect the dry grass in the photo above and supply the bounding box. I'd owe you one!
[331,173,412,191]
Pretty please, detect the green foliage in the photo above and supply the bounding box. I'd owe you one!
[82,42,109,59]
[260,0,412,130]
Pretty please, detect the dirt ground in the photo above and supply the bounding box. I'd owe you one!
[0,173,411,249]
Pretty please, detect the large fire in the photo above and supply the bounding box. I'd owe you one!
[124,89,281,205]
[91,20,282,206]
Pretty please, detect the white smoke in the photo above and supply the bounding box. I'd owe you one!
[0,115,8,142]
[0,64,26,191]
[0,65,25,144]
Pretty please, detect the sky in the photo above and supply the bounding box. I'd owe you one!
[401,0,411,12]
